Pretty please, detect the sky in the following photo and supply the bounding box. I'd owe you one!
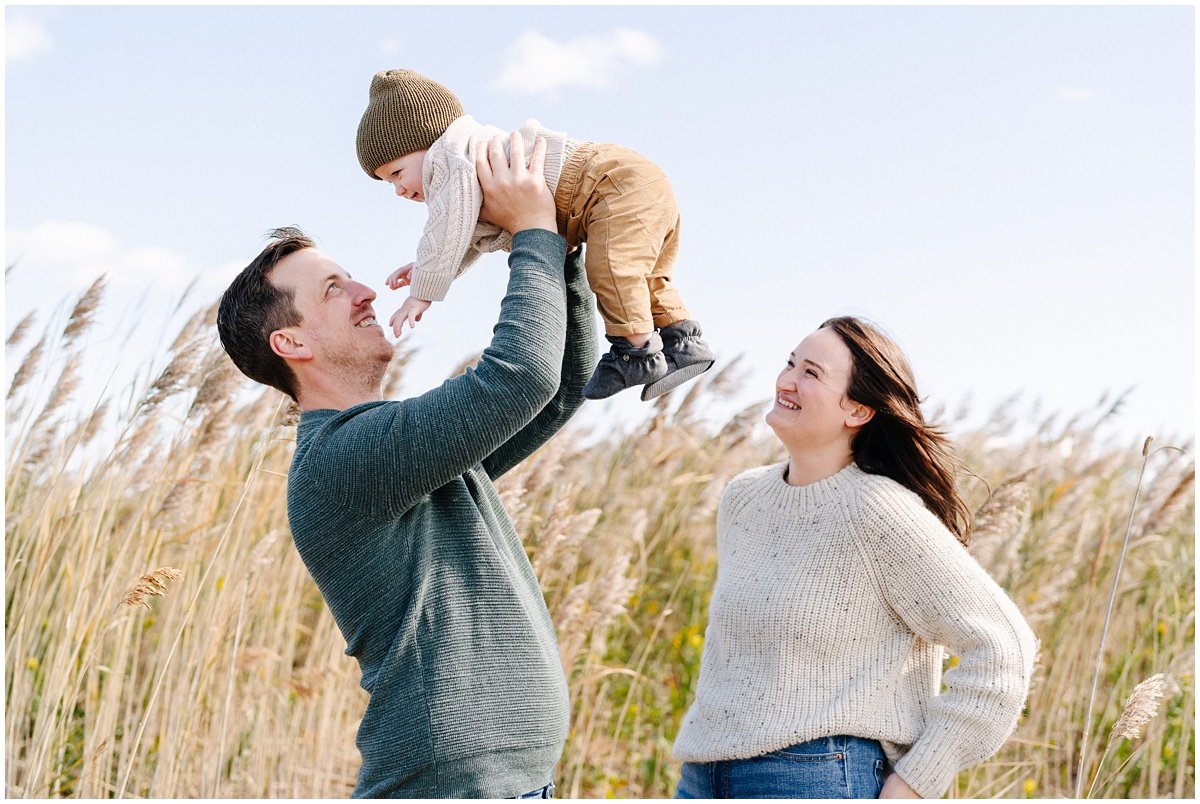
[5,4,1196,447]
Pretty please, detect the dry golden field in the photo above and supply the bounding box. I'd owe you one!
[5,280,1195,798]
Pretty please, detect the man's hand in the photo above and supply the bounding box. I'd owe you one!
[880,773,921,799]
[390,295,432,337]
[476,132,556,235]
[386,262,414,290]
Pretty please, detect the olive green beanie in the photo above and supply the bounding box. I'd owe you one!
[356,69,465,180]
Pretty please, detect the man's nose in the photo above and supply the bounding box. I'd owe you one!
[351,281,377,304]
[394,184,406,198]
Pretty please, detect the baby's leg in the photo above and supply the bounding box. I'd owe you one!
[582,193,659,341]
[575,146,711,400]
[581,167,690,332]
[579,189,670,400]
[645,210,691,330]
[603,172,712,401]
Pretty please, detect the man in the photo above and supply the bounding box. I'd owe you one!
[217,135,597,798]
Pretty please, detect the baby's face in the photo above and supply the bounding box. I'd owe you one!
[374,150,427,202]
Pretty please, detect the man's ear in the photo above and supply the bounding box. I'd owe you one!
[269,328,313,362]
[846,402,876,430]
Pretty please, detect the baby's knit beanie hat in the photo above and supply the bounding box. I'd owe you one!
[356,69,465,179]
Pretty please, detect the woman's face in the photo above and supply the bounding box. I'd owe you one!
[766,327,862,450]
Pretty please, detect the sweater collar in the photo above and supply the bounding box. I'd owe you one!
[297,401,387,442]
[758,461,867,508]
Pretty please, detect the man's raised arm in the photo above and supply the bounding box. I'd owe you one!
[483,245,597,479]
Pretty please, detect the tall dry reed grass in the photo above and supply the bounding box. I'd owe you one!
[5,282,1194,798]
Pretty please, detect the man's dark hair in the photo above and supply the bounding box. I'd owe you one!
[217,226,314,401]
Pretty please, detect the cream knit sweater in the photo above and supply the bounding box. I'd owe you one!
[672,462,1038,799]
[409,115,581,303]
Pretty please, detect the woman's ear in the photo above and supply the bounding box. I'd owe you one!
[269,328,313,362]
[845,402,876,430]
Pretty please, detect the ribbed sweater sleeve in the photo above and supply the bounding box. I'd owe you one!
[483,245,597,479]
[296,228,568,518]
[851,484,1039,798]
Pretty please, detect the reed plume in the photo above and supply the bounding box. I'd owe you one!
[6,311,36,349]
[1138,467,1195,539]
[189,347,243,417]
[448,350,483,378]
[281,400,302,427]
[39,352,82,422]
[1109,673,1171,745]
[1086,673,1178,797]
[143,336,206,409]
[121,567,184,610]
[61,274,107,346]
[7,332,46,401]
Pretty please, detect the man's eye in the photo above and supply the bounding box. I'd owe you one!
[806,369,818,378]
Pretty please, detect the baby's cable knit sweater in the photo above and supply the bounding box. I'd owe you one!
[673,462,1038,799]
[410,115,581,303]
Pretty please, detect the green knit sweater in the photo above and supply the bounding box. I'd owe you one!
[286,230,596,798]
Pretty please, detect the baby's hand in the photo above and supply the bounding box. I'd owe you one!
[390,295,433,337]
[386,263,414,290]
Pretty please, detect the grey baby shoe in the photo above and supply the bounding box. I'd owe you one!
[640,319,716,401]
[583,333,669,400]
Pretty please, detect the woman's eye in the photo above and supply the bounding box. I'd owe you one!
[806,369,818,378]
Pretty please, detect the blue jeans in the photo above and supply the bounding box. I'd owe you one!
[514,782,555,799]
[675,735,886,799]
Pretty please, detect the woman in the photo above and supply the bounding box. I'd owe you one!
[673,317,1037,799]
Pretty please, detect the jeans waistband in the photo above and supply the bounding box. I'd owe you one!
[514,781,555,799]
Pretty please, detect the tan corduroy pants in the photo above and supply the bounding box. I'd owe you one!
[554,143,691,338]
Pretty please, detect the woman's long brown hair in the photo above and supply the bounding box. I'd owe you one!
[821,316,972,546]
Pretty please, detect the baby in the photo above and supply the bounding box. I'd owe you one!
[357,69,714,401]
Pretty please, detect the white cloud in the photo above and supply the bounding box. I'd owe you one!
[7,221,120,268]
[1057,86,1097,104]
[5,220,238,299]
[381,36,401,54]
[495,28,663,97]
[6,15,52,63]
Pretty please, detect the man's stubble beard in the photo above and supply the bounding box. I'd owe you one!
[319,339,394,398]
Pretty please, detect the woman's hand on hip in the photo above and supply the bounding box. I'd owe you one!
[880,773,921,798]
[476,132,556,235]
